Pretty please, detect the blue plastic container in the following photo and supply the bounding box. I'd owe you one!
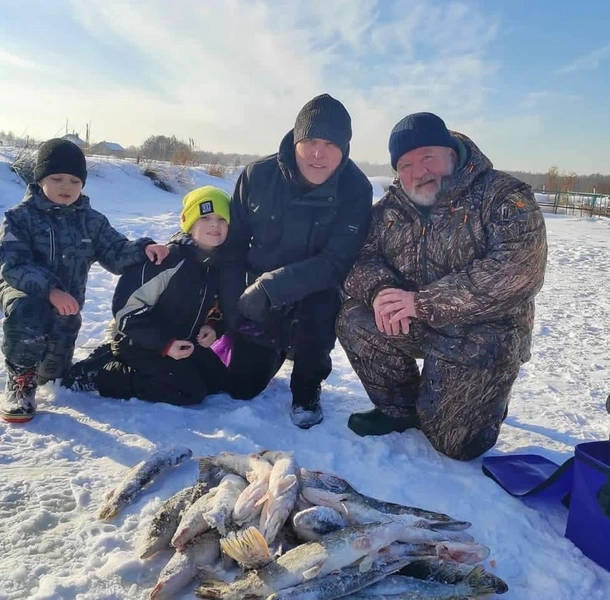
[565,441,610,571]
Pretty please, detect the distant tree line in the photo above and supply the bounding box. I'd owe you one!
[2,130,608,191]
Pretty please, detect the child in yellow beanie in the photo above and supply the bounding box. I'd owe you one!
[63,186,234,406]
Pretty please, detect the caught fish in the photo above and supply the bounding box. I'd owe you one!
[292,506,348,541]
[196,521,416,600]
[198,451,272,481]
[300,469,468,529]
[139,482,207,559]
[258,451,300,543]
[150,532,221,600]
[379,540,490,565]
[98,445,193,520]
[220,525,272,569]
[400,556,508,594]
[343,564,496,598]
[233,460,273,525]
[173,474,247,548]
[265,556,414,600]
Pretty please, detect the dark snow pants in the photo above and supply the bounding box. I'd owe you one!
[1,289,81,382]
[228,288,342,400]
[336,298,521,461]
[95,337,230,406]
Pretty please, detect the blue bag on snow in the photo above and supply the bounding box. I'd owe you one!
[482,441,610,572]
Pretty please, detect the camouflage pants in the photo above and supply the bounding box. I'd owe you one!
[335,299,521,461]
[1,288,81,382]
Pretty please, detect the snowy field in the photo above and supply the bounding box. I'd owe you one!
[1,152,609,599]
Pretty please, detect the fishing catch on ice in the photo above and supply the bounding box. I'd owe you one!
[97,447,508,598]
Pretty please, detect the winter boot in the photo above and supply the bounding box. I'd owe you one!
[348,407,419,437]
[606,393,610,415]
[290,384,323,429]
[1,364,38,423]
[61,343,113,393]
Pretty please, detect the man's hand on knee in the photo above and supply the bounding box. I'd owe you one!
[373,289,411,335]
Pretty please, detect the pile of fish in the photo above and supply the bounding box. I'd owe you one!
[97,446,509,599]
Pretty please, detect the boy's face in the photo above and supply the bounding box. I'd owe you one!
[38,173,83,205]
[190,214,228,250]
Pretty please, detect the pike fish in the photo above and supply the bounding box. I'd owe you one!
[97,445,193,520]
[150,532,221,600]
[196,521,418,600]
[400,556,508,594]
[343,564,496,598]
[300,469,470,532]
[265,556,415,600]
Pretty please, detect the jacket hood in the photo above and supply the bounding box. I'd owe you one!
[23,183,91,212]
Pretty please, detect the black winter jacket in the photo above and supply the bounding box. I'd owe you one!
[220,130,373,326]
[111,233,224,355]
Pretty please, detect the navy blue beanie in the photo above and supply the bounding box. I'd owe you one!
[388,112,458,170]
[293,94,352,154]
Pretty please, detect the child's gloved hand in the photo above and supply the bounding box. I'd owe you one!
[145,243,169,264]
[49,288,80,315]
[197,325,217,348]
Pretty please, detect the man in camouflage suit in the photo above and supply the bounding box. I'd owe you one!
[336,112,547,461]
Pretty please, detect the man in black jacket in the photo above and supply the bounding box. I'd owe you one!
[222,94,373,429]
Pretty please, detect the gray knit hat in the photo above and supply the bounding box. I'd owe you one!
[34,138,88,185]
[293,94,352,154]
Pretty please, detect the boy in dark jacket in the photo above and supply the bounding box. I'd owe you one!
[221,94,373,429]
[61,186,231,407]
[0,139,168,423]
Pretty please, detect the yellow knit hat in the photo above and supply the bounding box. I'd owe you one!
[180,186,231,233]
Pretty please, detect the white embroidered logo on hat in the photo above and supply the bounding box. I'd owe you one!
[199,201,213,215]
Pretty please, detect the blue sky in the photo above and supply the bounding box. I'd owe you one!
[1,0,609,173]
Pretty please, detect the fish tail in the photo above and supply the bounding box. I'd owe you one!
[194,579,231,599]
[219,526,271,567]
[464,564,497,597]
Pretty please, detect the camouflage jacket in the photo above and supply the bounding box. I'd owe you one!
[344,133,548,367]
[0,184,154,308]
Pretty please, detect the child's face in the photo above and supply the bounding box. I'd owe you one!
[190,214,228,250]
[39,173,83,205]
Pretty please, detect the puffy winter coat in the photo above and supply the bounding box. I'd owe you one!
[344,133,548,368]
[0,184,154,307]
[221,130,373,325]
[111,233,224,355]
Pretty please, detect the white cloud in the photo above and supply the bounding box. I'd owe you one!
[0,48,40,70]
[5,0,503,162]
[556,44,610,74]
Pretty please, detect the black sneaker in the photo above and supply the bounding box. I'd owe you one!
[61,343,113,392]
[1,366,38,423]
[348,407,419,437]
[290,385,323,429]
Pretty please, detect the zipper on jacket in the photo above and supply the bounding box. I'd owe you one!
[188,267,209,340]
[49,226,55,263]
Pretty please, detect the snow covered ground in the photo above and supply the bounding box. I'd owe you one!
[1,151,609,599]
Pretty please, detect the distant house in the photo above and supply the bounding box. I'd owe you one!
[61,133,87,148]
[89,141,125,158]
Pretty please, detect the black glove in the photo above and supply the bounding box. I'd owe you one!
[238,279,272,323]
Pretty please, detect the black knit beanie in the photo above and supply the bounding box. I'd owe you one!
[293,94,352,154]
[388,112,458,170]
[34,138,88,185]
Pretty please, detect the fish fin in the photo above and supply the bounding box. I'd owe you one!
[358,553,376,573]
[195,578,231,599]
[254,490,270,508]
[276,474,298,494]
[219,526,271,568]
[302,562,324,579]
[464,564,497,597]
